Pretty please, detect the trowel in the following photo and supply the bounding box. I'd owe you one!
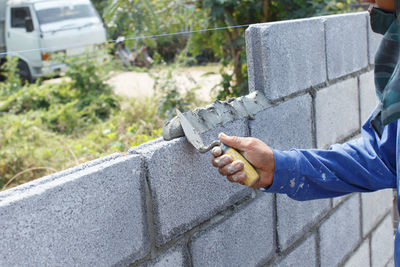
[177,110,259,187]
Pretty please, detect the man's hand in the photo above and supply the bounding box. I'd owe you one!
[211,133,275,188]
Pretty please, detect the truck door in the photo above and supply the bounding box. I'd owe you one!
[6,6,40,77]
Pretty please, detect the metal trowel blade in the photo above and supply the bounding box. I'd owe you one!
[177,110,206,151]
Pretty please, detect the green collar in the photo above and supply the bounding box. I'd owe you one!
[370,1,400,135]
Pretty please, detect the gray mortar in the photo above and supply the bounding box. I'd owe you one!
[213,100,238,123]
[162,91,271,141]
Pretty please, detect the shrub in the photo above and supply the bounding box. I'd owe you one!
[0,53,163,190]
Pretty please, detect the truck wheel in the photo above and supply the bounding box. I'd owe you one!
[17,60,33,83]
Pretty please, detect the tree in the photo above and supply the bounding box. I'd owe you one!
[190,0,357,99]
[191,1,265,99]
[103,0,357,98]
[103,0,197,61]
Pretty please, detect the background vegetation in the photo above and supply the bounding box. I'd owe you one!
[0,0,360,189]
[102,0,359,98]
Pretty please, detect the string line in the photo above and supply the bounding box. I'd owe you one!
[0,24,250,57]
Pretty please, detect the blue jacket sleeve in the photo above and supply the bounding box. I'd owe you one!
[262,119,397,201]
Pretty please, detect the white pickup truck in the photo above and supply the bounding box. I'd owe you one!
[0,0,107,81]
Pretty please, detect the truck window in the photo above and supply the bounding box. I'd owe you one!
[11,7,32,28]
[35,4,97,25]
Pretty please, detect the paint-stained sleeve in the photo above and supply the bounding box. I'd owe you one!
[261,119,397,201]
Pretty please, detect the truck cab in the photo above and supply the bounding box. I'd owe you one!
[0,0,107,81]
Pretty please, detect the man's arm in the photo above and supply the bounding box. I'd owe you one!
[212,119,397,201]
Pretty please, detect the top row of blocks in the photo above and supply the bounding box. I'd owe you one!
[246,12,382,100]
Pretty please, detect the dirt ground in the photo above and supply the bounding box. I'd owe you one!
[106,65,223,101]
[45,64,225,102]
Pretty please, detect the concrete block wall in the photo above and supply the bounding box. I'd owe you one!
[0,12,395,266]
[245,12,394,266]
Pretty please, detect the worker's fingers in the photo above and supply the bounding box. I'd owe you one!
[227,171,246,184]
[218,133,250,151]
[212,158,218,167]
[212,134,275,188]
[211,146,222,157]
[212,154,232,168]
[218,160,244,176]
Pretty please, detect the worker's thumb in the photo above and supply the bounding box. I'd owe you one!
[218,133,248,150]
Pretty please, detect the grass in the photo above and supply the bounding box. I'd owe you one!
[0,55,209,191]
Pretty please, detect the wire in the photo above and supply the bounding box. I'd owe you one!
[0,24,250,57]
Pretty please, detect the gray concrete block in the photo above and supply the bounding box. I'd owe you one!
[325,12,368,80]
[246,17,326,100]
[250,94,313,150]
[362,189,393,237]
[191,194,274,266]
[277,195,330,250]
[343,238,370,267]
[386,257,395,267]
[275,234,317,267]
[359,71,378,123]
[141,119,252,246]
[129,138,164,155]
[0,155,149,266]
[315,78,360,148]
[0,153,122,201]
[320,195,361,266]
[371,214,395,267]
[367,15,384,65]
[332,194,350,207]
[142,244,188,267]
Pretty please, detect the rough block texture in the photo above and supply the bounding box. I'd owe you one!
[344,239,370,267]
[140,119,251,246]
[190,194,274,266]
[359,71,378,124]
[275,234,317,267]
[142,245,188,267]
[315,78,360,148]
[129,138,164,155]
[246,18,326,100]
[0,155,149,266]
[277,195,330,250]
[250,94,313,150]
[371,214,395,267]
[367,15,383,65]
[332,194,350,207]
[320,195,361,266]
[362,189,393,236]
[0,153,122,201]
[325,13,368,80]
[386,257,395,267]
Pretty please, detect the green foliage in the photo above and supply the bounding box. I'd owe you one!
[0,0,362,190]
[64,55,113,96]
[102,0,358,99]
[188,0,358,100]
[0,53,164,190]
[104,0,196,61]
[0,57,22,95]
[91,0,109,16]
[0,100,163,189]
[269,0,357,20]
[1,53,119,134]
[189,1,264,99]
[152,64,205,121]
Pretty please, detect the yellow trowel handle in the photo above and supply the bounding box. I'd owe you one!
[220,143,259,187]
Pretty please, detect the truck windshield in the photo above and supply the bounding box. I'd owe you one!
[34,0,98,25]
